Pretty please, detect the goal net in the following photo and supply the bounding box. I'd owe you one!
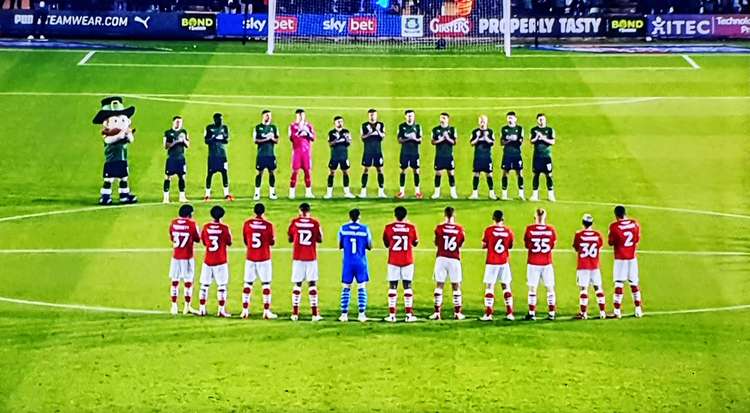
[267,0,511,55]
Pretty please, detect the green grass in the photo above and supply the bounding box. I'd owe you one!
[0,43,749,411]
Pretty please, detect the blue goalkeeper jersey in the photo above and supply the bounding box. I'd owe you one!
[338,222,372,267]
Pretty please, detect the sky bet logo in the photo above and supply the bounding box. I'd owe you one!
[349,16,377,35]
[323,17,347,33]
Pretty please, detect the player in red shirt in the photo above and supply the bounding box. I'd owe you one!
[287,202,324,321]
[167,204,201,315]
[241,203,277,320]
[572,214,606,320]
[524,208,558,320]
[608,205,643,318]
[430,206,466,321]
[382,206,420,322]
[480,210,515,321]
[199,205,233,317]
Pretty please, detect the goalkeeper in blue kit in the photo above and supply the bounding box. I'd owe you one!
[338,208,372,323]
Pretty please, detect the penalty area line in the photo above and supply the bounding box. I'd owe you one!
[681,54,701,70]
[0,295,747,318]
[77,50,95,66]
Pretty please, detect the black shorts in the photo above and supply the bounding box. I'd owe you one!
[533,157,553,174]
[501,154,523,171]
[256,155,277,172]
[103,160,129,179]
[328,158,350,171]
[400,154,420,170]
[473,157,493,173]
[434,156,455,171]
[165,158,186,176]
[208,157,228,174]
[361,152,384,168]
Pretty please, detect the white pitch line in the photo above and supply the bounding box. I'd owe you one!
[76,50,95,66]
[0,295,747,318]
[3,47,750,58]
[126,94,660,111]
[1,198,750,225]
[0,296,164,315]
[0,247,746,256]
[82,62,694,72]
[681,54,701,70]
[1,92,748,100]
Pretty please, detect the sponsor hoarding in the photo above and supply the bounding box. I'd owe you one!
[0,11,208,39]
[476,17,604,37]
[607,16,646,37]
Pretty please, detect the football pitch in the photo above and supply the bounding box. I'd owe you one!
[0,42,749,411]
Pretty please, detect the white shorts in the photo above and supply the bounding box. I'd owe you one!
[613,258,639,284]
[527,264,555,288]
[169,258,195,281]
[200,263,229,286]
[387,264,415,282]
[244,259,272,284]
[576,269,603,288]
[433,256,462,284]
[292,260,319,283]
[483,264,512,285]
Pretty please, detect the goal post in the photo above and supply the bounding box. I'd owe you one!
[265,0,512,56]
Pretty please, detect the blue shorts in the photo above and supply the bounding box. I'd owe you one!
[362,152,384,168]
[342,262,369,284]
[256,155,277,172]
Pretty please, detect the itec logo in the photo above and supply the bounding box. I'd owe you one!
[429,16,471,37]
[650,16,711,37]
[274,16,298,33]
[348,16,377,35]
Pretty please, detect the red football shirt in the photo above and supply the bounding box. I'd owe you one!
[169,218,200,260]
[434,222,465,260]
[383,221,419,266]
[524,224,557,265]
[482,224,514,265]
[201,222,232,266]
[608,219,641,260]
[288,216,322,261]
[573,229,603,270]
[243,217,275,262]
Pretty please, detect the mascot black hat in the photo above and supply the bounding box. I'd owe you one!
[92,96,136,124]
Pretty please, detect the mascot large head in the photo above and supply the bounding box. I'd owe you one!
[92,96,136,138]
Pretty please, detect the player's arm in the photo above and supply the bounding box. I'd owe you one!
[307,124,317,142]
[481,231,488,249]
[412,227,420,247]
[457,229,465,248]
[508,230,515,250]
[361,123,370,141]
[524,229,532,249]
[182,131,190,148]
[338,228,344,250]
[272,126,280,143]
[315,223,323,244]
[222,126,230,143]
[545,128,555,145]
[470,131,479,147]
[287,223,294,243]
[200,227,209,246]
[431,128,441,145]
[204,126,213,145]
[433,228,440,247]
[192,221,200,243]
[518,126,524,144]
[328,130,336,147]
[572,233,580,251]
[163,135,170,150]
[225,228,233,247]
[445,128,457,145]
[243,224,249,246]
[550,227,557,249]
[344,131,352,145]
[607,227,616,246]
[366,228,373,251]
[397,126,408,144]
[382,228,390,248]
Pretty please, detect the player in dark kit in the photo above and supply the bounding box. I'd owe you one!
[359,109,387,199]
[253,110,280,200]
[469,115,497,200]
[204,113,234,201]
[529,113,556,202]
[500,111,525,201]
[431,112,458,200]
[163,116,190,204]
[396,110,423,199]
[325,116,355,199]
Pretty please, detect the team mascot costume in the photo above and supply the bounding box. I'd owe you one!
[93,96,138,205]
